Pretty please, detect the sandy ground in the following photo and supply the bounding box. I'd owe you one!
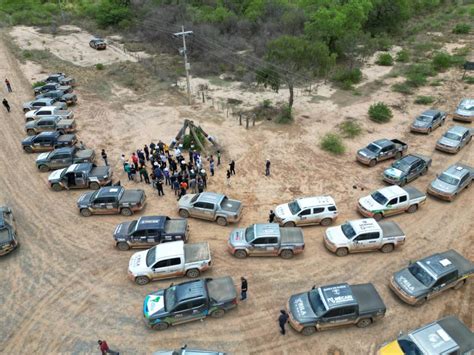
[10,25,149,67]
[0,26,473,355]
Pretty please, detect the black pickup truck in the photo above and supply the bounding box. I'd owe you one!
[35,146,95,172]
[113,215,189,250]
[22,131,77,153]
[36,89,77,106]
[287,283,386,335]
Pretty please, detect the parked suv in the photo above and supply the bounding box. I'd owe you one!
[274,196,338,227]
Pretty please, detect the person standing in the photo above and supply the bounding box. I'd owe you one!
[131,153,139,170]
[217,150,221,166]
[197,178,204,193]
[278,310,289,335]
[226,170,231,187]
[139,166,150,184]
[144,145,150,161]
[98,340,119,355]
[240,277,248,301]
[2,98,10,112]
[229,160,235,175]
[265,159,271,176]
[124,163,132,181]
[210,159,215,177]
[268,210,275,223]
[101,149,108,166]
[78,141,86,150]
[156,179,164,196]
[5,79,12,93]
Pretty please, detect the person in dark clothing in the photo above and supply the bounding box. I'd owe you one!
[150,142,156,153]
[229,160,235,175]
[268,210,275,223]
[156,179,164,196]
[278,310,289,335]
[197,178,204,193]
[189,149,194,164]
[98,340,119,355]
[139,166,150,184]
[217,150,221,166]
[210,160,215,176]
[5,79,12,93]
[2,98,10,112]
[129,165,137,181]
[226,169,231,186]
[240,277,248,301]
[173,180,180,195]
[144,145,150,161]
[265,159,271,176]
[101,149,108,166]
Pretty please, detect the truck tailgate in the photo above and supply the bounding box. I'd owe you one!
[443,250,474,275]
[352,284,386,315]
[184,242,210,263]
[379,222,404,238]
[165,219,188,234]
[403,186,426,201]
[207,276,237,303]
[280,228,304,244]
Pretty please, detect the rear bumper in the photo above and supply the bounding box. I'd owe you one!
[427,186,454,201]
[389,277,418,305]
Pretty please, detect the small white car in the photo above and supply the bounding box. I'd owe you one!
[274,196,338,227]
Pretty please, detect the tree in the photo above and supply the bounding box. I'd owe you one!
[257,35,335,113]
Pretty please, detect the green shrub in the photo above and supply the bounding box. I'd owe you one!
[392,83,413,95]
[453,23,470,34]
[339,120,362,138]
[95,0,132,28]
[32,81,46,88]
[396,50,410,63]
[405,64,435,87]
[464,76,474,84]
[96,63,104,70]
[275,105,293,124]
[430,79,443,86]
[320,133,346,155]
[432,52,452,71]
[368,102,392,123]
[262,99,272,109]
[376,53,393,66]
[414,96,434,105]
[332,68,362,89]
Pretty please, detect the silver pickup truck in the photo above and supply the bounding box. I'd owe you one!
[25,105,74,122]
[178,192,242,226]
[324,218,405,256]
[357,139,408,167]
[228,223,304,259]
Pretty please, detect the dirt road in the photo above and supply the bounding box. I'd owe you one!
[0,33,472,355]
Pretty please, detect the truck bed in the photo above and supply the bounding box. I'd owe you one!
[351,284,386,315]
[121,190,145,204]
[165,219,188,234]
[75,149,95,160]
[443,250,474,275]
[280,228,304,244]
[379,222,404,238]
[391,139,407,149]
[220,198,241,213]
[207,276,237,303]
[411,153,432,167]
[184,242,210,263]
[403,186,426,200]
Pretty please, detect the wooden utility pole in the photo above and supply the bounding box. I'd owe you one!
[174,26,193,105]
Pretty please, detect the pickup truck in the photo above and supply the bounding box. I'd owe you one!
[427,163,473,201]
[435,125,473,154]
[36,146,95,172]
[34,82,72,95]
[77,186,146,217]
[143,277,238,330]
[0,206,18,256]
[410,109,447,134]
[228,223,305,259]
[25,105,74,122]
[90,38,107,50]
[25,116,76,136]
[129,240,211,285]
[21,131,77,153]
[287,283,386,336]
[390,249,474,306]
[358,185,426,221]
[48,163,112,191]
[22,98,66,113]
[324,218,405,256]
[44,72,76,87]
[178,192,242,226]
[36,89,77,106]
[382,154,431,186]
[114,215,189,251]
[357,138,408,166]
[453,98,473,123]
[379,316,474,355]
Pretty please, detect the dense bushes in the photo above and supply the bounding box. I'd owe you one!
[332,68,363,89]
[453,23,470,34]
[368,102,392,123]
[376,53,393,66]
[320,133,346,155]
[414,96,434,105]
[339,120,362,138]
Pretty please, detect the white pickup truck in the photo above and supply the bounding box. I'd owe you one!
[128,241,211,285]
[25,105,74,122]
[324,218,406,256]
[358,185,426,221]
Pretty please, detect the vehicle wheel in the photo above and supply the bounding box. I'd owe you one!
[234,250,247,259]
[80,208,92,217]
[381,244,394,253]
[407,204,418,213]
[186,268,200,278]
[26,129,35,136]
[116,242,130,251]
[280,249,294,259]
[283,221,296,227]
[415,297,427,307]
[89,182,100,190]
[373,213,383,221]
[395,152,402,159]
[121,207,133,216]
[152,322,169,331]
[211,309,225,318]
[356,318,372,328]
[421,167,428,176]
[23,146,33,153]
[23,108,29,113]
[369,159,377,167]
[453,279,466,290]
[135,276,150,285]
[216,217,227,226]
[178,209,189,218]
[51,183,62,192]
[320,218,332,227]
[456,146,460,153]
[335,248,348,257]
[428,128,432,133]
[38,165,49,172]
[26,117,34,122]
[399,178,407,187]
[301,326,316,336]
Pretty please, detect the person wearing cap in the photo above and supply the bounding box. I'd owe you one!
[265,159,271,176]
[200,169,207,189]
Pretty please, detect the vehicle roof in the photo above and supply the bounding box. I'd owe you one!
[175,279,206,303]
[296,196,335,208]
[372,139,392,148]
[96,186,124,197]
[153,240,184,260]
[36,105,60,111]
[33,98,55,103]
[254,223,280,236]
[51,147,74,154]
[437,316,474,354]
[36,116,60,123]
[135,216,168,231]
[0,207,10,228]
[349,218,381,235]
[197,192,225,203]
[65,163,93,174]
[446,125,469,135]
[419,251,457,277]
[444,164,472,179]
[398,154,420,165]
[37,131,60,137]
[409,321,459,354]
[377,185,406,200]
[318,283,357,310]
[47,73,64,78]
[420,109,440,118]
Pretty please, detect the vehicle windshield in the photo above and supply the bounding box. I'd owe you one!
[366,143,380,153]
[397,339,422,355]
[146,246,157,267]
[392,159,411,172]
[164,287,177,312]
[417,115,432,122]
[0,228,11,243]
[371,191,388,205]
[438,173,459,186]
[288,201,301,215]
[459,103,474,111]
[308,290,326,316]
[190,194,200,203]
[443,132,461,141]
[408,263,434,287]
[245,226,255,242]
[128,221,138,233]
[341,223,356,239]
